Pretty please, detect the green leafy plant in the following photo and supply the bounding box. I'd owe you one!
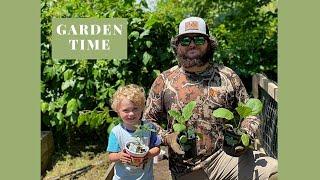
[168,101,201,145]
[212,98,263,147]
[125,124,156,155]
[41,0,178,146]
[41,0,277,148]
[133,123,157,140]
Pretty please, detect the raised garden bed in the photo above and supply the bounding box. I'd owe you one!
[41,131,54,174]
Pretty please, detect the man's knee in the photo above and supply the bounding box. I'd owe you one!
[270,158,278,174]
[267,158,278,179]
[269,172,278,180]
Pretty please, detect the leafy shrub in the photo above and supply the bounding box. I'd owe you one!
[41,0,277,146]
[41,0,178,146]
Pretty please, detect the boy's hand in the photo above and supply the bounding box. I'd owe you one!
[118,149,132,164]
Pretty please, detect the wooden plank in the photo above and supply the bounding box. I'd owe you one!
[252,73,278,102]
[103,162,115,180]
[252,74,259,98]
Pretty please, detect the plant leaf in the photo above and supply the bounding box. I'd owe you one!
[224,136,238,146]
[70,114,77,125]
[40,81,45,93]
[236,105,252,119]
[146,41,152,48]
[187,128,195,138]
[43,66,55,80]
[142,51,152,65]
[133,128,143,138]
[212,108,234,120]
[89,112,99,129]
[179,135,187,144]
[48,103,56,114]
[152,69,160,78]
[128,31,139,39]
[168,110,182,123]
[140,29,150,38]
[107,122,116,134]
[238,102,246,107]
[173,123,186,133]
[245,98,263,115]
[61,79,76,91]
[241,133,250,147]
[144,16,157,29]
[77,113,87,127]
[41,102,49,113]
[66,98,78,116]
[56,112,64,121]
[196,132,203,140]
[55,95,67,108]
[106,117,113,123]
[182,101,196,122]
[63,69,74,81]
[142,124,157,132]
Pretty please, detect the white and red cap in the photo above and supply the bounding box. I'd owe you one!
[178,17,208,37]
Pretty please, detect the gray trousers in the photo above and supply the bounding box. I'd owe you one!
[171,149,278,180]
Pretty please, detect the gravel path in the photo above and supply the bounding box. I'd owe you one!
[153,146,172,180]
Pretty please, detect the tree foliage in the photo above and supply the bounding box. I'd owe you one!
[41,0,277,146]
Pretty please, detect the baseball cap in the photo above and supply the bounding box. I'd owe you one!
[178,17,208,37]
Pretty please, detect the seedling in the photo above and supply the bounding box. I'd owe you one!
[133,123,157,138]
[168,101,202,147]
[126,124,156,155]
[212,98,263,147]
[125,123,157,166]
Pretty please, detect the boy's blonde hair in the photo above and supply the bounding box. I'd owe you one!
[111,84,146,112]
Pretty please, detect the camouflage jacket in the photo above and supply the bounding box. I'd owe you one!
[143,63,259,174]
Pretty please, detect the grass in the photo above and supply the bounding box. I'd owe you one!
[42,141,110,180]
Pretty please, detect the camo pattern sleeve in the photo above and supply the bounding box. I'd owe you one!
[223,67,261,139]
[143,64,260,174]
[143,67,169,140]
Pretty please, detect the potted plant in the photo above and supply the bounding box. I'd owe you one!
[212,98,263,157]
[168,101,202,158]
[124,124,156,167]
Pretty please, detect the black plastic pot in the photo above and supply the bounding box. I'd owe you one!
[177,131,197,159]
[181,137,197,159]
[222,129,246,157]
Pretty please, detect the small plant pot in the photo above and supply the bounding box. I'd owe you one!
[222,129,246,157]
[178,133,197,159]
[182,138,197,159]
[125,140,149,166]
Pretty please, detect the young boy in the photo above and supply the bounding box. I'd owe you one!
[107,84,161,180]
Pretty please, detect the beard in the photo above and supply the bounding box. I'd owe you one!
[177,48,211,69]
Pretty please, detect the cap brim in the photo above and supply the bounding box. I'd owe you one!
[176,31,209,38]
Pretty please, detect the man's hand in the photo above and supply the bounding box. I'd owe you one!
[232,126,255,156]
[241,116,260,139]
[163,132,185,155]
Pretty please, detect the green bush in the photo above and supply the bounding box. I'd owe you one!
[41,0,277,146]
[41,0,178,146]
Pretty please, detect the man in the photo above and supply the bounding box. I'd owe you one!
[143,17,278,180]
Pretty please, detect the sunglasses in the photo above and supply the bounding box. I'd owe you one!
[179,36,207,46]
